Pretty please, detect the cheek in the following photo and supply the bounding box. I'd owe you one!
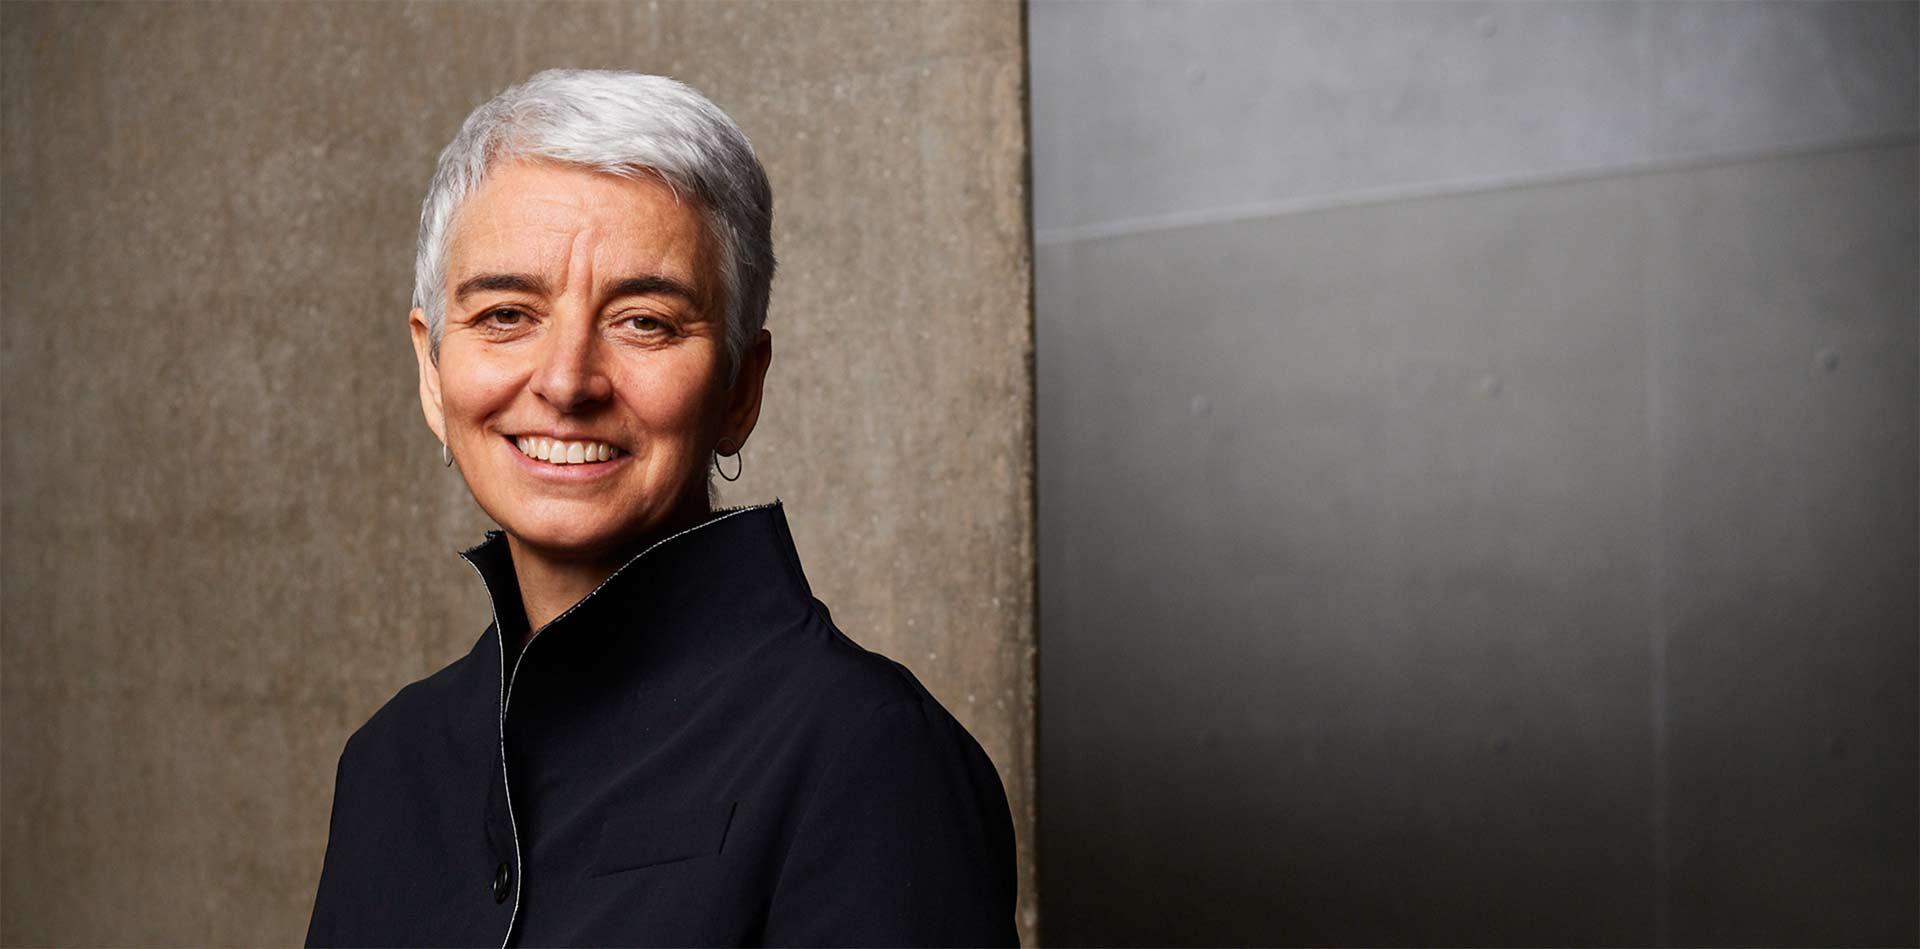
[619,357,724,443]
[439,351,524,421]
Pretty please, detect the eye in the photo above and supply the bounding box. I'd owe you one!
[624,314,671,334]
[479,307,525,328]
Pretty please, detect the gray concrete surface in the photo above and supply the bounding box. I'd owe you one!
[0,3,1034,944]
[1031,2,1917,945]
[1031,0,1917,241]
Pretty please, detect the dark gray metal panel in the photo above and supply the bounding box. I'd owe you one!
[1032,2,1919,944]
[1643,145,1919,946]
[1037,171,1664,945]
[1035,145,1920,945]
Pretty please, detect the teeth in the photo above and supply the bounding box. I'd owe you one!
[513,436,623,465]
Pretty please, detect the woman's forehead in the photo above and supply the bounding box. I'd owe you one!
[446,160,714,296]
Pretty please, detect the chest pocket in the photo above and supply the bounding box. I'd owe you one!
[591,800,739,876]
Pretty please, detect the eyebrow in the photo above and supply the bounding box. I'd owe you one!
[607,274,704,310]
[454,272,706,310]
[454,272,548,301]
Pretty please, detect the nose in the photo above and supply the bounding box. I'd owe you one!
[528,317,613,413]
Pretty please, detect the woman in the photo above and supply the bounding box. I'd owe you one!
[305,69,1018,948]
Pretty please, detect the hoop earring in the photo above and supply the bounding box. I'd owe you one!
[713,439,742,482]
[442,441,453,468]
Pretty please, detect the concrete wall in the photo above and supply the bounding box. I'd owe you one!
[1031,1,1916,945]
[0,3,1034,944]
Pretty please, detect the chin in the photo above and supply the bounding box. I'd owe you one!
[511,522,629,557]
[494,503,655,560]
[480,479,704,558]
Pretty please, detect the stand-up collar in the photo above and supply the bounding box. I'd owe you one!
[455,500,815,707]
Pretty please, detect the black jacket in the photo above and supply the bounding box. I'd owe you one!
[305,501,1018,947]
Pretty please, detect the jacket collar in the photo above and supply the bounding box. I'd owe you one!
[455,500,815,711]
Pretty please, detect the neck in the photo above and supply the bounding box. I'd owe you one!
[503,499,714,648]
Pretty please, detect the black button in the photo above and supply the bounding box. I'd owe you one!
[492,861,512,904]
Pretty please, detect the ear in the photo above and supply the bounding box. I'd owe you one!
[408,307,448,445]
[718,329,773,454]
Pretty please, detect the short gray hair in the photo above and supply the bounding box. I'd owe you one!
[413,69,775,382]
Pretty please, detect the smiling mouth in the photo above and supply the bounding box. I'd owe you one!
[510,435,626,465]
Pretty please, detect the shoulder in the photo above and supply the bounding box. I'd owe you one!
[744,602,1008,789]
[334,630,494,778]
[794,615,939,711]
[756,602,968,734]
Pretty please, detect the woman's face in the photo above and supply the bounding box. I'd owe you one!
[409,159,769,563]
